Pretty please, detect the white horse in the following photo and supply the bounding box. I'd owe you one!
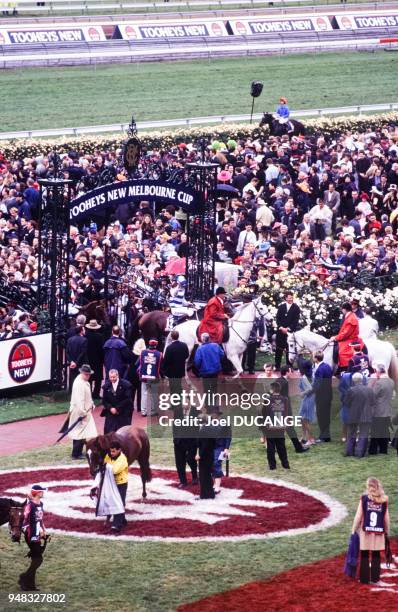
[359,314,379,340]
[165,296,272,377]
[287,327,398,391]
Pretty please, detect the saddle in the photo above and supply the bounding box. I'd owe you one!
[222,320,230,343]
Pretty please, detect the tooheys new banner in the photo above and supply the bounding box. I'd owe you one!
[69,179,200,222]
[0,25,106,45]
[0,333,52,391]
[116,20,228,40]
[228,15,332,35]
[335,12,398,30]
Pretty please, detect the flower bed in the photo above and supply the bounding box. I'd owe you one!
[1,112,398,160]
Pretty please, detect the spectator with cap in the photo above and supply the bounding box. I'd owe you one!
[19,484,47,592]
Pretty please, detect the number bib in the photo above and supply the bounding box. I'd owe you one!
[362,495,386,533]
[140,349,161,381]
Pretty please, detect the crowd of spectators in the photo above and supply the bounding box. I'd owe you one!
[1,122,398,339]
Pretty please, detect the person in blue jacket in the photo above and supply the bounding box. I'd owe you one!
[194,333,224,414]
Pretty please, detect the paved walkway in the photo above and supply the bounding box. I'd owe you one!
[0,372,302,457]
[0,409,147,457]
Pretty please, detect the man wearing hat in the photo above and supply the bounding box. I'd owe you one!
[198,287,230,345]
[68,364,98,459]
[139,339,163,417]
[330,303,362,370]
[19,484,47,591]
[85,319,104,400]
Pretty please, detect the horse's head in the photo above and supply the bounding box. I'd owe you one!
[259,113,273,128]
[9,503,24,543]
[86,436,108,477]
[254,295,273,323]
[287,332,302,368]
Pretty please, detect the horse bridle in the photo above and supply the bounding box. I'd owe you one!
[229,299,268,346]
[9,503,25,542]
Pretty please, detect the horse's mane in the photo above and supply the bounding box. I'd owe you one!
[231,300,254,320]
[295,327,328,342]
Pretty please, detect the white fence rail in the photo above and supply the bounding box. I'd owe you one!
[0,0,386,12]
[1,103,397,141]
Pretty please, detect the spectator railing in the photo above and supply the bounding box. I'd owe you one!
[0,102,397,140]
[0,0,390,15]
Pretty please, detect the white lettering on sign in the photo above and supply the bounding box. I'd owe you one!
[8,29,84,44]
[11,358,33,368]
[14,368,31,378]
[356,15,397,27]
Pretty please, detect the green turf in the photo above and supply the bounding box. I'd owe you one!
[1,51,397,132]
[0,415,397,612]
[0,395,68,425]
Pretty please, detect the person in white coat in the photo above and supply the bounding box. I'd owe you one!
[68,364,98,459]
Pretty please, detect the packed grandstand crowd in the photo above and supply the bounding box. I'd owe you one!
[1,124,398,339]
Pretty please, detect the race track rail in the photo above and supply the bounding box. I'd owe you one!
[0,28,396,67]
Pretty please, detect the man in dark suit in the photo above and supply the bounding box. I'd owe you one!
[274,291,301,371]
[66,325,88,392]
[101,370,133,434]
[312,350,333,443]
[162,330,189,412]
[85,319,104,399]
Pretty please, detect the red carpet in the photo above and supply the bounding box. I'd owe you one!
[179,541,398,611]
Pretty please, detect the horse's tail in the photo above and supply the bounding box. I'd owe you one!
[138,431,152,484]
[388,343,398,393]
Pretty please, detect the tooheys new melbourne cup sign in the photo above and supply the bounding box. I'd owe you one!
[8,339,36,383]
[69,179,200,222]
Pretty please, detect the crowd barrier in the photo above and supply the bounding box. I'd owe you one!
[1,103,397,140]
[0,0,390,16]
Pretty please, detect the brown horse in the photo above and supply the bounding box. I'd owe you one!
[86,426,152,498]
[0,498,25,542]
[138,310,170,344]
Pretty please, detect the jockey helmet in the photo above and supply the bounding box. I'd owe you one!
[148,339,158,347]
[177,275,186,285]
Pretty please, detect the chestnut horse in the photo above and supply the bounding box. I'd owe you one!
[86,426,152,498]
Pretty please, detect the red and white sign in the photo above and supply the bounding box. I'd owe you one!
[0,25,106,45]
[117,20,228,40]
[335,11,398,30]
[0,333,52,390]
[228,14,332,36]
[0,465,347,541]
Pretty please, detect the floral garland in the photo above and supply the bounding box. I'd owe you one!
[1,112,398,159]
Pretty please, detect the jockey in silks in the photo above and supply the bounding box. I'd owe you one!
[274,96,290,125]
[168,276,195,326]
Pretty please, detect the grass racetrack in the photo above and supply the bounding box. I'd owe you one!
[1,51,397,132]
